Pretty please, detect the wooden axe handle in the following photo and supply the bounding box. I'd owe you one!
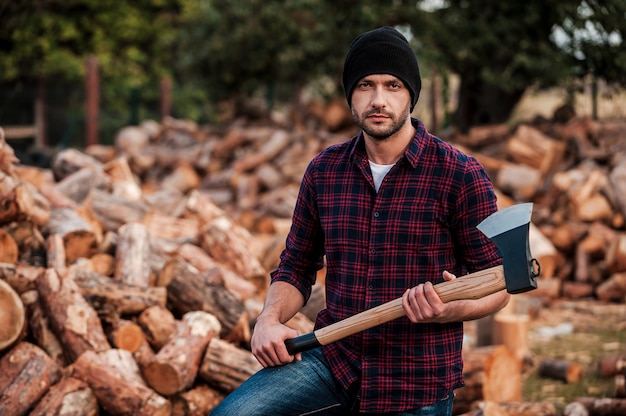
[285,265,505,354]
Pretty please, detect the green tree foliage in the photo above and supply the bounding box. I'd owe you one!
[173,0,416,113]
[412,0,626,130]
[0,0,181,143]
[0,0,624,139]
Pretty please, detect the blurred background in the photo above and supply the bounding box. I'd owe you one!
[2,2,626,414]
[1,0,625,154]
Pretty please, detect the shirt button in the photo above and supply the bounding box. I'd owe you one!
[373,211,380,218]
[368,285,374,290]
[370,249,376,254]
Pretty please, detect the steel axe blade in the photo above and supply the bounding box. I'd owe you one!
[477,202,539,294]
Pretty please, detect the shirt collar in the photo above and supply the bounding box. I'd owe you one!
[349,118,427,169]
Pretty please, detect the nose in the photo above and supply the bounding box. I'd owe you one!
[370,86,386,108]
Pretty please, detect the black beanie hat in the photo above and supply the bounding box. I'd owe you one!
[343,26,421,111]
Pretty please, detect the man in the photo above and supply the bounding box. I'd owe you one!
[211,26,509,415]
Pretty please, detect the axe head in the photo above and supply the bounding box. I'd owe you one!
[477,203,539,294]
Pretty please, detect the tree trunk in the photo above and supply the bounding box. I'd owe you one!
[454,76,525,133]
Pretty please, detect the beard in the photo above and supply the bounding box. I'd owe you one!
[351,102,411,141]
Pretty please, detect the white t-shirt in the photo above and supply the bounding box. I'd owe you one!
[369,160,394,192]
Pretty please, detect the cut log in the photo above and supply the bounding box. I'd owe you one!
[198,338,263,393]
[495,163,542,201]
[201,215,269,292]
[562,281,595,299]
[47,233,67,274]
[460,402,558,416]
[42,208,97,264]
[103,155,143,200]
[609,154,626,220]
[0,278,26,351]
[598,355,626,378]
[143,311,221,396]
[459,400,557,416]
[165,256,248,340]
[570,397,626,416]
[85,188,149,232]
[233,129,291,172]
[538,358,583,383]
[0,227,18,263]
[51,148,105,181]
[6,220,47,266]
[507,124,566,174]
[70,266,167,315]
[530,223,561,280]
[171,384,224,416]
[109,319,146,353]
[85,143,117,164]
[138,304,178,350]
[0,176,51,227]
[493,312,530,362]
[596,272,626,302]
[161,162,200,193]
[21,290,66,366]
[29,376,99,416]
[36,268,111,362]
[54,166,109,204]
[616,374,626,399]
[0,262,44,294]
[0,342,62,416]
[606,233,626,274]
[72,349,171,416]
[454,345,522,414]
[114,222,151,288]
[142,211,200,245]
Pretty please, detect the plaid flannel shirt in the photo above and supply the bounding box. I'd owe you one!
[271,118,502,413]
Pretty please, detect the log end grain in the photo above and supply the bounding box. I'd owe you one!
[143,361,184,396]
[0,279,25,351]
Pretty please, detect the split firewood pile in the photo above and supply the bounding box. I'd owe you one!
[1,97,626,415]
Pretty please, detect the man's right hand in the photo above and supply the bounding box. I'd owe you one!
[251,316,302,367]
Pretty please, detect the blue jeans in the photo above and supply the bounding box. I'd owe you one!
[210,347,454,416]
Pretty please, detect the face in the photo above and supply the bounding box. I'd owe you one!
[350,74,412,141]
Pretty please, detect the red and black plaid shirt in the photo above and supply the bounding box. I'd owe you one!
[271,118,502,413]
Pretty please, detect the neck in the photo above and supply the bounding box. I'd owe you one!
[364,118,415,164]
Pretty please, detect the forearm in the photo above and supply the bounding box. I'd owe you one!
[257,281,306,325]
[445,289,510,322]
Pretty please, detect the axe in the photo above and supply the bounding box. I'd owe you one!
[284,203,540,355]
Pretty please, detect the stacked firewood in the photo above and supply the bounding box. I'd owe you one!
[451,115,626,304]
[1,98,626,414]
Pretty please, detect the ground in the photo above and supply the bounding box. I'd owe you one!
[463,297,626,414]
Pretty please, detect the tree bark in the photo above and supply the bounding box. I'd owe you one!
[171,384,224,416]
[70,266,167,315]
[538,358,583,383]
[36,268,111,362]
[198,338,263,393]
[29,376,98,416]
[143,311,221,396]
[0,342,62,416]
[114,222,151,288]
[72,349,171,416]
